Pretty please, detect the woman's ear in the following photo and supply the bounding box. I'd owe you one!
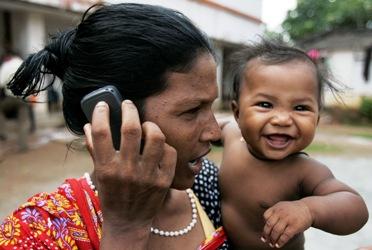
[231,100,239,123]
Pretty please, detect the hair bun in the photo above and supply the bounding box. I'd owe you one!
[45,28,76,79]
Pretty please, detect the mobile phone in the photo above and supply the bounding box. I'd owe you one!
[81,85,122,150]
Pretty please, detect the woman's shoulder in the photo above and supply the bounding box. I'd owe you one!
[193,159,232,250]
[0,178,95,249]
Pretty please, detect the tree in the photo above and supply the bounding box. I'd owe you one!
[282,0,372,40]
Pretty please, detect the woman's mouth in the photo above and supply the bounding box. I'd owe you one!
[188,157,203,175]
[187,149,211,175]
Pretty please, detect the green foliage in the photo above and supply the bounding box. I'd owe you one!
[305,142,342,154]
[360,96,372,122]
[282,0,372,40]
[323,106,363,125]
[351,131,372,139]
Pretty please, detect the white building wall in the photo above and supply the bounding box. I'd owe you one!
[351,50,372,93]
[108,0,264,45]
[22,0,94,12]
[213,42,223,106]
[9,11,48,113]
[12,0,264,47]
[0,11,4,55]
[12,11,46,57]
[213,0,262,19]
[326,50,372,106]
[328,51,353,86]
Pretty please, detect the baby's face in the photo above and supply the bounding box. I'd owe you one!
[234,60,319,160]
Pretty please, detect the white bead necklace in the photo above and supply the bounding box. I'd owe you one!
[84,172,98,196]
[83,172,198,237]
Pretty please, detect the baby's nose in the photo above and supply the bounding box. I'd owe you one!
[270,111,293,126]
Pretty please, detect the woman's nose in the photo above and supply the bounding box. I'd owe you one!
[201,113,222,142]
[270,111,293,126]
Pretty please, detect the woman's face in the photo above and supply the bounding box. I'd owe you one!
[143,53,220,189]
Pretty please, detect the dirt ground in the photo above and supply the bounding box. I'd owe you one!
[0,119,371,249]
[0,139,92,220]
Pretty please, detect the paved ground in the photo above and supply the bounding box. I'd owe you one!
[304,156,372,249]
[0,115,371,249]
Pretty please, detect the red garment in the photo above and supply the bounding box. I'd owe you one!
[198,227,226,250]
[0,178,226,249]
[0,177,101,249]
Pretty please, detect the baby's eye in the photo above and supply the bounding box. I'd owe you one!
[294,105,309,111]
[256,102,272,109]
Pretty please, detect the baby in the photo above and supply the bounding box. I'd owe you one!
[219,39,369,249]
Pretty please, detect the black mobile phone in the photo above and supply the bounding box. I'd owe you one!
[81,85,122,150]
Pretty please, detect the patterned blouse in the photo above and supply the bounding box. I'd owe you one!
[0,159,229,249]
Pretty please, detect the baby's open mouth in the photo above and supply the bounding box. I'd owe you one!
[264,134,293,149]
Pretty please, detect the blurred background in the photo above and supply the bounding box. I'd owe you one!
[0,0,371,249]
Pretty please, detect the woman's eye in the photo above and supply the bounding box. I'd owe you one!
[294,105,309,111]
[184,106,201,115]
[256,102,272,109]
[186,107,200,114]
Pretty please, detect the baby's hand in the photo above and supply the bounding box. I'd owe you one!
[261,200,314,248]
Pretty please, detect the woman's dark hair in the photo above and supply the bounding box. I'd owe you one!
[7,3,214,135]
[229,38,341,109]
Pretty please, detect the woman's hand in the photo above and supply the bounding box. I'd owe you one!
[84,100,177,249]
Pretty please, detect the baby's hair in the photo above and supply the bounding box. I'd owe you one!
[229,38,341,109]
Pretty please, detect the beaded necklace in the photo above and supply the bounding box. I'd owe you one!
[83,172,198,237]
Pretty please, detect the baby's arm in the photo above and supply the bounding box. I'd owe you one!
[300,161,368,233]
[261,158,368,248]
[216,116,241,145]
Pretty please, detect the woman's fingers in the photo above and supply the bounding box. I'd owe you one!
[91,101,115,164]
[158,143,177,184]
[83,123,94,160]
[120,100,142,162]
[141,121,177,184]
[141,121,166,168]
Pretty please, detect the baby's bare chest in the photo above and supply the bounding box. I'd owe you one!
[227,165,303,212]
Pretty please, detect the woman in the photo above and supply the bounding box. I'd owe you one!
[0,3,227,249]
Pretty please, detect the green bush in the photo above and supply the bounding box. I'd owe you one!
[360,97,372,122]
[323,106,362,125]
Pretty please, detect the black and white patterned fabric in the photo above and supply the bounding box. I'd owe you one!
[193,158,230,250]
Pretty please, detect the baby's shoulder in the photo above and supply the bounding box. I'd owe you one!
[221,122,242,143]
[279,153,331,181]
[221,140,252,169]
[288,152,326,168]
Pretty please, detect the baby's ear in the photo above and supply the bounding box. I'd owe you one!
[231,100,239,122]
